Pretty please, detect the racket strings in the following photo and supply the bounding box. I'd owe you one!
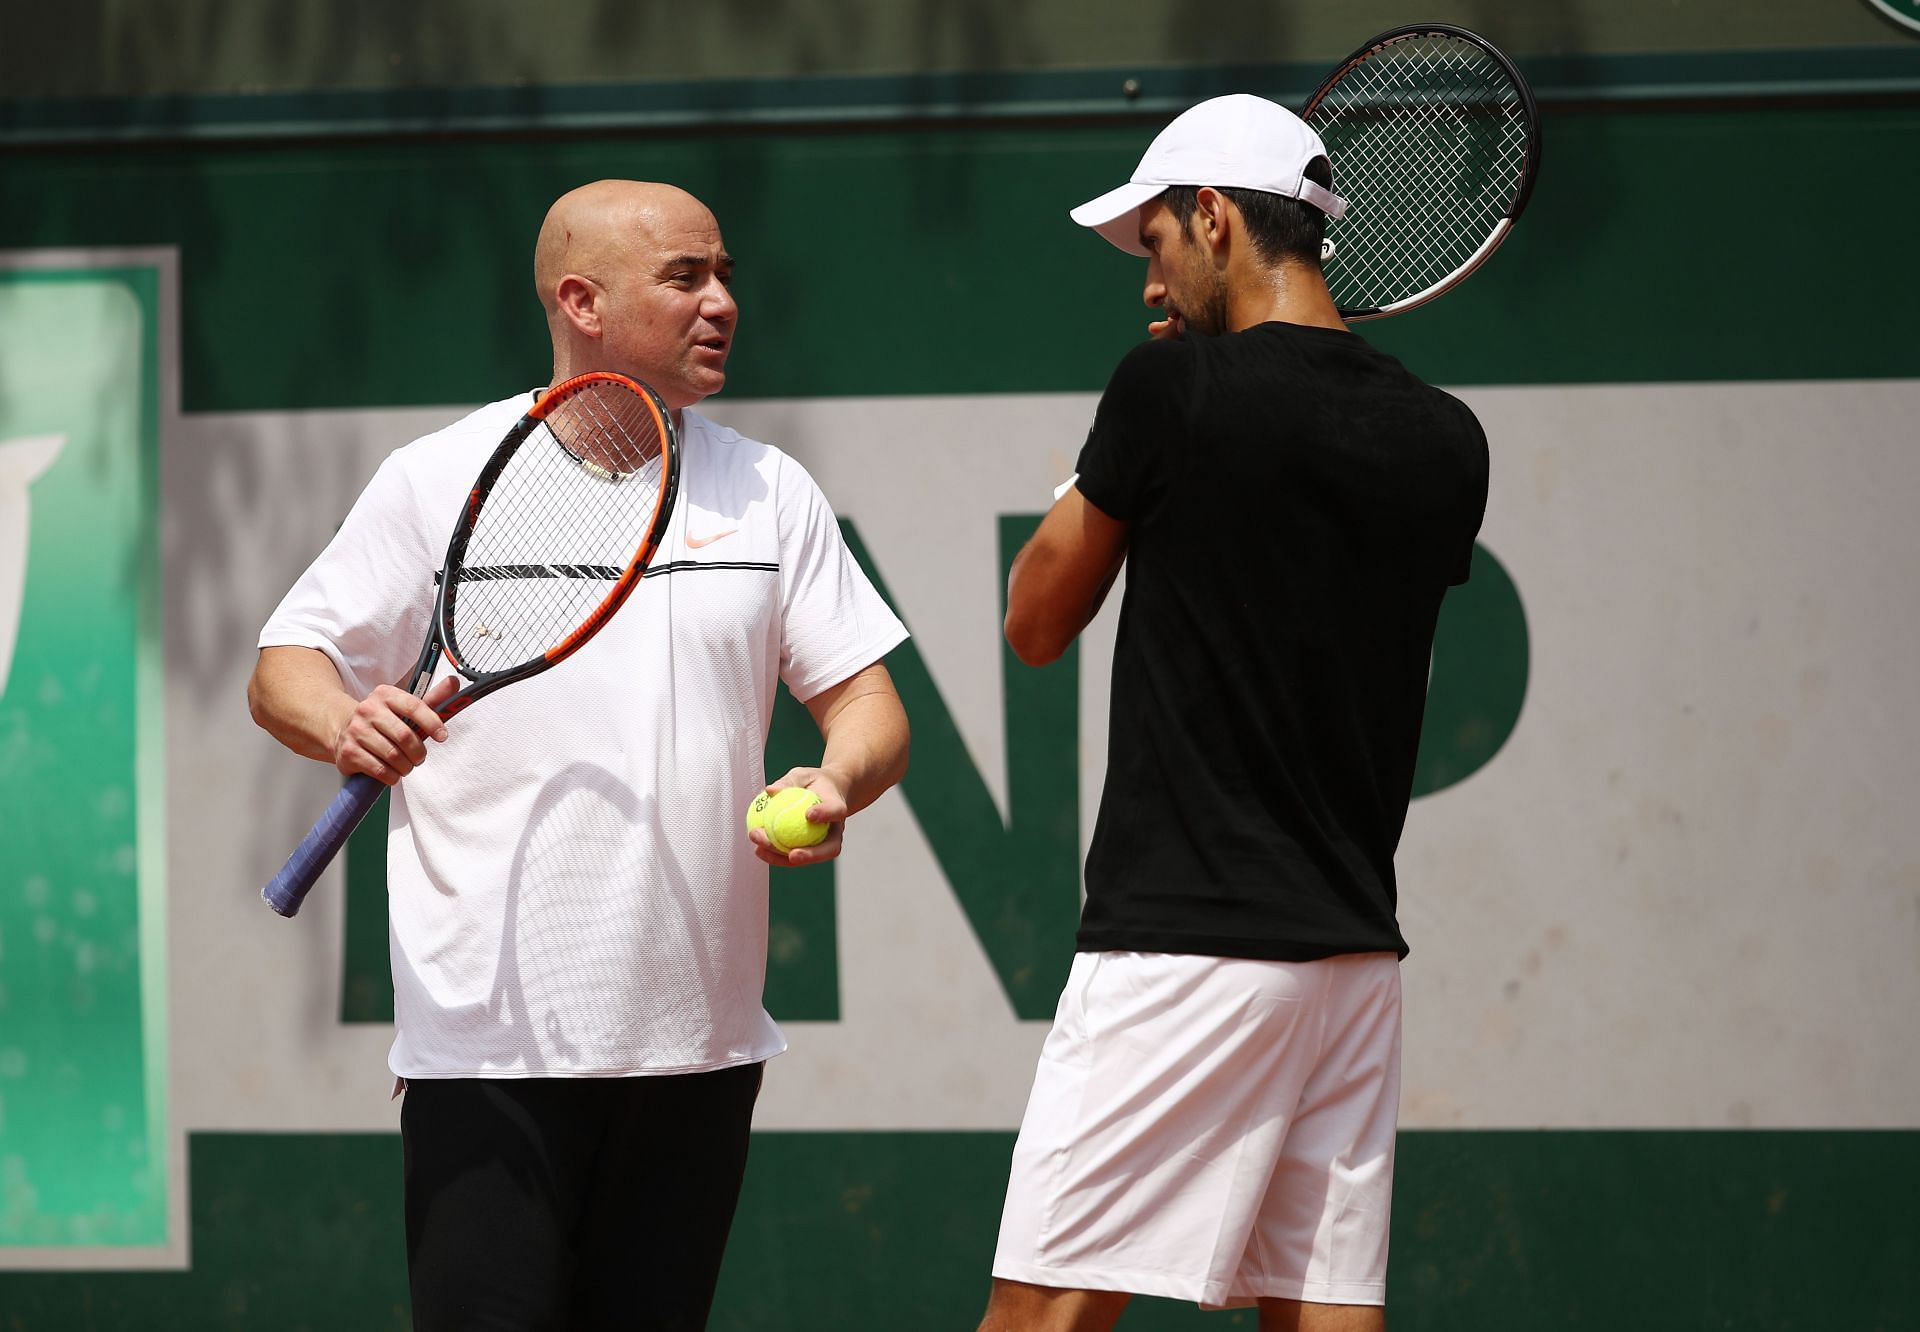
[549,382,666,479]
[449,381,668,675]
[1309,36,1530,311]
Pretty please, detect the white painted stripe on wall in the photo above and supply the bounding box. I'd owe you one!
[172,380,1920,1134]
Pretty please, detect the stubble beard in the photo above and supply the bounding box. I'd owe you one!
[1179,271,1232,337]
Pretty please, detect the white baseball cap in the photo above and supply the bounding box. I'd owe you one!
[1069,93,1347,256]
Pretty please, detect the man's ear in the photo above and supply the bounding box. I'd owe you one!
[1193,187,1232,256]
[555,274,602,338]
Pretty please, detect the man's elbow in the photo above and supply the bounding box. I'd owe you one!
[245,668,272,733]
[246,648,305,738]
[888,724,911,790]
[1004,610,1069,667]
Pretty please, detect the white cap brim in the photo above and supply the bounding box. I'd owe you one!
[1068,180,1167,257]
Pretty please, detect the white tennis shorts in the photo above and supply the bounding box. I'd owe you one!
[992,950,1402,1310]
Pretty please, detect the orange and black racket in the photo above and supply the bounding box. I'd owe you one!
[263,371,680,917]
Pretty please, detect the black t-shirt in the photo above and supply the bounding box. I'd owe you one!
[1073,321,1488,961]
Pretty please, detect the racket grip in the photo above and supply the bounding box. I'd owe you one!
[262,773,386,918]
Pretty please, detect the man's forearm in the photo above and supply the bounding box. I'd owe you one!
[247,645,357,763]
[806,663,910,813]
[818,700,910,813]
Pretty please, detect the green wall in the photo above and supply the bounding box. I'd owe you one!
[5,103,1918,414]
[1,1132,1912,1329]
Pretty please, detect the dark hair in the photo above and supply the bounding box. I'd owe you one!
[1162,156,1333,265]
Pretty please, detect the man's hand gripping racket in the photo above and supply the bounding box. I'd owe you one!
[262,372,681,917]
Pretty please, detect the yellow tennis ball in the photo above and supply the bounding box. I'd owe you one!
[746,787,827,854]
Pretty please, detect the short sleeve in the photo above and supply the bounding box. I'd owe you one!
[257,452,438,695]
[1073,339,1192,522]
[774,457,910,703]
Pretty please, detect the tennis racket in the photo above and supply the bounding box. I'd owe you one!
[1304,23,1541,320]
[262,371,680,918]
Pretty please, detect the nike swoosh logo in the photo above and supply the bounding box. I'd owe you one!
[686,529,738,549]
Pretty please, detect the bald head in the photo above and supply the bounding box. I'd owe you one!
[535,179,738,408]
[534,180,714,317]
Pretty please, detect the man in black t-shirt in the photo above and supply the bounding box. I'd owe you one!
[979,95,1488,1332]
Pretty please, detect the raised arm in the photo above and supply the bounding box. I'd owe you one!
[1003,487,1130,667]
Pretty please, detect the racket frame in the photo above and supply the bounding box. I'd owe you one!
[1303,22,1542,321]
[425,371,681,720]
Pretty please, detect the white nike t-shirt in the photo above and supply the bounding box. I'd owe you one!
[259,395,909,1078]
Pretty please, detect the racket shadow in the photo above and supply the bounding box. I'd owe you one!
[395,760,723,1074]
